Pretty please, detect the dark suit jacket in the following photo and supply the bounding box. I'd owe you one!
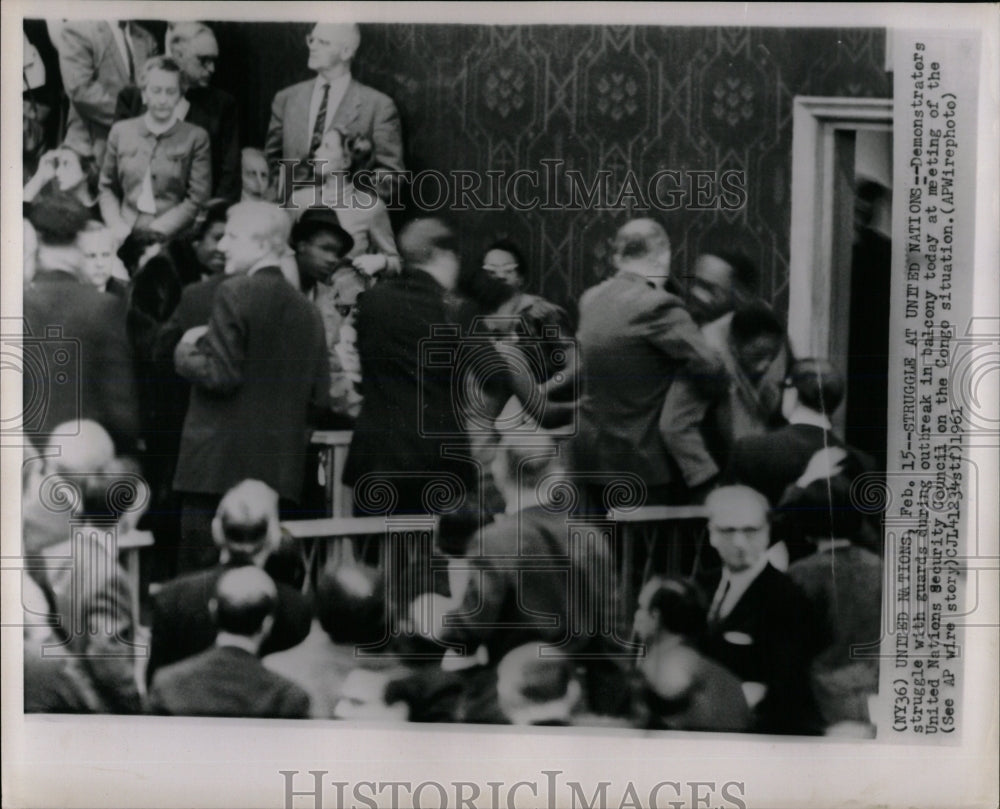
[49,20,158,166]
[145,561,312,686]
[23,269,140,453]
[115,84,241,201]
[573,271,725,486]
[172,267,330,502]
[265,77,404,193]
[701,563,823,735]
[343,270,471,500]
[148,645,310,718]
[725,423,845,507]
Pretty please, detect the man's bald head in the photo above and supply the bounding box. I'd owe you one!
[611,218,672,285]
[212,479,280,561]
[44,420,115,475]
[212,566,277,637]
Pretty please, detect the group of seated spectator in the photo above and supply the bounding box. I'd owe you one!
[21,17,885,737]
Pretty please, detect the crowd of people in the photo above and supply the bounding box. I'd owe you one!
[21,20,885,736]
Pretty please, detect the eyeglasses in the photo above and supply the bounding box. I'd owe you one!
[483,263,519,274]
[708,524,767,537]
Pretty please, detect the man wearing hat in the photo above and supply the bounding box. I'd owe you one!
[343,217,473,516]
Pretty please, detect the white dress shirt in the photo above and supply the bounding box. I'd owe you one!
[709,554,771,623]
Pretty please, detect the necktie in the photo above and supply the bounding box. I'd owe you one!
[309,83,330,156]
[118,22,135,83]
[707,577,731,626]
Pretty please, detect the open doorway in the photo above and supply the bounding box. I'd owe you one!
[788,97,893,468]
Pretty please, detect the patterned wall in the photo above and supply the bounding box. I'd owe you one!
[212,24,891,317]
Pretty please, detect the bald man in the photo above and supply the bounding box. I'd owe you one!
[172,201,330,572]
[265,23,404,200]
[572,218,725,511]
[700,485,822,735]
[148,566,311,717]
[146,479,311,686]
[22,420,116,555]
[114,22,240,200]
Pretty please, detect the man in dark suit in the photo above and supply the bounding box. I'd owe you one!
[726,358,867,508]
[48,19,158,167]
[572,218,725,512]
[23,193,139,454]
[265,23,404,200]
[172,200,330,572]
[343,218,472,516]
[700,485,823,735]
[114,23,240,201]
[148,566,311,718]
[145,480,312,686]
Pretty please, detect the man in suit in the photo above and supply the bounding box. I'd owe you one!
[23,192,139,454]
[572,218,725,513]
[265,23,404,201]
[145,480,312,686]
[700,485,823,735]
[148,566,311,718]
[48,19,158,167]
[343,218,472,516]
[114,23,240,201]
[686,250,759,327]
[726,358,863,507]
[172,200,330,572]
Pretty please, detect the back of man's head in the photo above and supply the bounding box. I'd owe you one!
[227,200,292,257]
[642,577,708,640]
[787,358,845,415]
[213,566,277,637]
[76,455,146,524]
[496,644,581,725]
[212,479,280,563]
[28,191,91,248]
[44,420,115,477]
[316,563,385,645]
[398,217,457,269]
[612,218,670,261]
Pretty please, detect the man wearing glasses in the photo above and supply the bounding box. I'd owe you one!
[265,23,405,201]
[114,22,241,201]
[700,485,824,735]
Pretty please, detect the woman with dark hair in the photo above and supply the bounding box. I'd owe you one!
[287,127,400,277]
[23,143,101,220]
[99,56,211,244]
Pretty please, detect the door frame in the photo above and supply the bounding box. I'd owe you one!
[788,96,893,361]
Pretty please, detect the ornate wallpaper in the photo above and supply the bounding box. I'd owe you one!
[210,23,890,317]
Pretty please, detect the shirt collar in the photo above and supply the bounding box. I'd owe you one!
[141,113,180,137]
[787,404,832,430]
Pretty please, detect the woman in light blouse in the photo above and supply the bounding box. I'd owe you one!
[288,127,400,277]
[99,56,211,244]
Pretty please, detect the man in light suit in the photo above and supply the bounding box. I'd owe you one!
[172,201,330,572]
[265,23,404,201]
[48,19,158,167]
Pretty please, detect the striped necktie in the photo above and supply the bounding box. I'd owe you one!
[309,82,330,156]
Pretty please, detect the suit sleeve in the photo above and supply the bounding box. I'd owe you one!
[95,298,141,451]
[264,89,287,167]
[643,298,727,397]
[174,280,246,394]
[55,23,119,129]
[98,123,127,234]
[215,96,242,201]
[113,85,143,124]
[150,128,211,239]
[371,94,405,175]
[309,314,333,418]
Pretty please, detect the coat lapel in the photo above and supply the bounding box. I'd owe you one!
[290,80,316,159]
[330,79,361,133]
[100,21,130,86]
